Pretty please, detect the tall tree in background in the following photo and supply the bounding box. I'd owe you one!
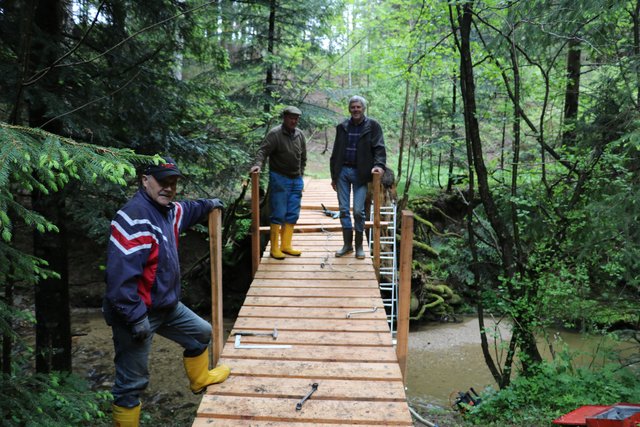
[0,0,239,373]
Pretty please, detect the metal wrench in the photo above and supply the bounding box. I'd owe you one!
[232,327,278,339]
[346,306,377,318]
[295,382,318,410]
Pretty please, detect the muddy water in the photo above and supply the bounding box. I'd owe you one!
[405,316,629,409]
[406,317,505,408]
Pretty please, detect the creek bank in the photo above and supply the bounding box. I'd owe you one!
[72,308,235,426]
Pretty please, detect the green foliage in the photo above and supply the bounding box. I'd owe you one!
[0,372,111,426]
[0,122,154,286]
[466,348,640,426]
[0,124,151,425]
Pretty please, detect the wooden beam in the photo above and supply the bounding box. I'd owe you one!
[208,209,224,366]
[396,210,413,384]
[258,221,391,233]
[251,172,260,278]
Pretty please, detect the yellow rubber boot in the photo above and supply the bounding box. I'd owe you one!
[112,403,140,427]
[183,349,230,394]
[269,224,285,259]
[280,223,301,256]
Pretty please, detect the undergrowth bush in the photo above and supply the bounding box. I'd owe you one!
[1,372,111,426]
[465,349,640,426]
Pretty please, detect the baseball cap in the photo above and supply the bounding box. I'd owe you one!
[144,157,185,180]
[282,105,302,116]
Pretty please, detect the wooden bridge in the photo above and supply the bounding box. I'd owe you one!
[193,176,415,426]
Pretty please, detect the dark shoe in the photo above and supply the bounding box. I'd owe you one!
[355,231,365,259]
[335,229,353,257]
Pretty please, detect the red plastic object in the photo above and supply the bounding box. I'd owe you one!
[586,404,640,427]
[553,404,640,427]
[554,406,610,426]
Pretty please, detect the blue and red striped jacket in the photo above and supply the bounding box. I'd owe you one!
[105,189,214,324]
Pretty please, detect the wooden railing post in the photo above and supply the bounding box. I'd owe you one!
[208,209,224,366]
[396,210,414,384]
[250,172,260,278]
[372,172,381,280]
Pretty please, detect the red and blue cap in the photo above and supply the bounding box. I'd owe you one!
[144,157,184,180]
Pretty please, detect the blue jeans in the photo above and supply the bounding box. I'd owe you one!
[110,302,211,407]
[337,166,367,232]
[269,171,303,224]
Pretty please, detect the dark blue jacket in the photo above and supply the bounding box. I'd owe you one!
[104,189,214,324]
[330,116,386,184]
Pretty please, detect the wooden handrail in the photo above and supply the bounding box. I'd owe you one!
[208,209,224,366]
[396,210,414,384]
[257,221,392,233]
[250,172,260,278]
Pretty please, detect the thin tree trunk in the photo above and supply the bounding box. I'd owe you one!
[265,0,276,112]
[561,38,581,145]
[2,278,13,374]
[396,79,411,185]
[446,70,457,193]
[633,0,640,109]
[455,2,542,387]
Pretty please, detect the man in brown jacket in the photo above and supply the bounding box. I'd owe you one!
[251,106,307,259]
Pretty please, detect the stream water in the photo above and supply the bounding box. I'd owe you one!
[405,316,629,409]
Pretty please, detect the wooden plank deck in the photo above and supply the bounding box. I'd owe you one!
[193,179,413,426]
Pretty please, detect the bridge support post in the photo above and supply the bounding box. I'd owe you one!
[208,209,224,366]
[250,171,260,278]
[396,210,414,383]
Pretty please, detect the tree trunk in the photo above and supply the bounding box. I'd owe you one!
[562,38,581,145]
[455,2,541,387]
[2,277,13,374]
[446,69,457,193]
[396,79,411,185]
[32,191,71,373]
[633,0,640,109]
[28,0,72,373]
[265,0,276,112]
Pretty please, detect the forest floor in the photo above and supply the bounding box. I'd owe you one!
[71,308,214,426]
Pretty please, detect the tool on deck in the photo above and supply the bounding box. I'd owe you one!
[320,203,340,219]
[231,327,278,339]
[346,306,378,318]
[234,335,292,349]
[295,382,319,410]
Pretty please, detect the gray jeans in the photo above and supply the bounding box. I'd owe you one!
[108,302,211,407]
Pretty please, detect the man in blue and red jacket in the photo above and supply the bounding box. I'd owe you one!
[103,156,229,426]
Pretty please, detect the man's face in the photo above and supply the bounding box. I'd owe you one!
[142,175,178,207]
[282,113,300,132]
[349,102,365,124]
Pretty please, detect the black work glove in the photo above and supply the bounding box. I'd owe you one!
[131,316,151,342]
[209,198,224,210]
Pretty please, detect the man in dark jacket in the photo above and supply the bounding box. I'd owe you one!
[103,157,230,426]
[251,106,307,259]
[330,96,386,259]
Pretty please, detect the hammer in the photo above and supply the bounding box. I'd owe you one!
[231,327,278,340]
